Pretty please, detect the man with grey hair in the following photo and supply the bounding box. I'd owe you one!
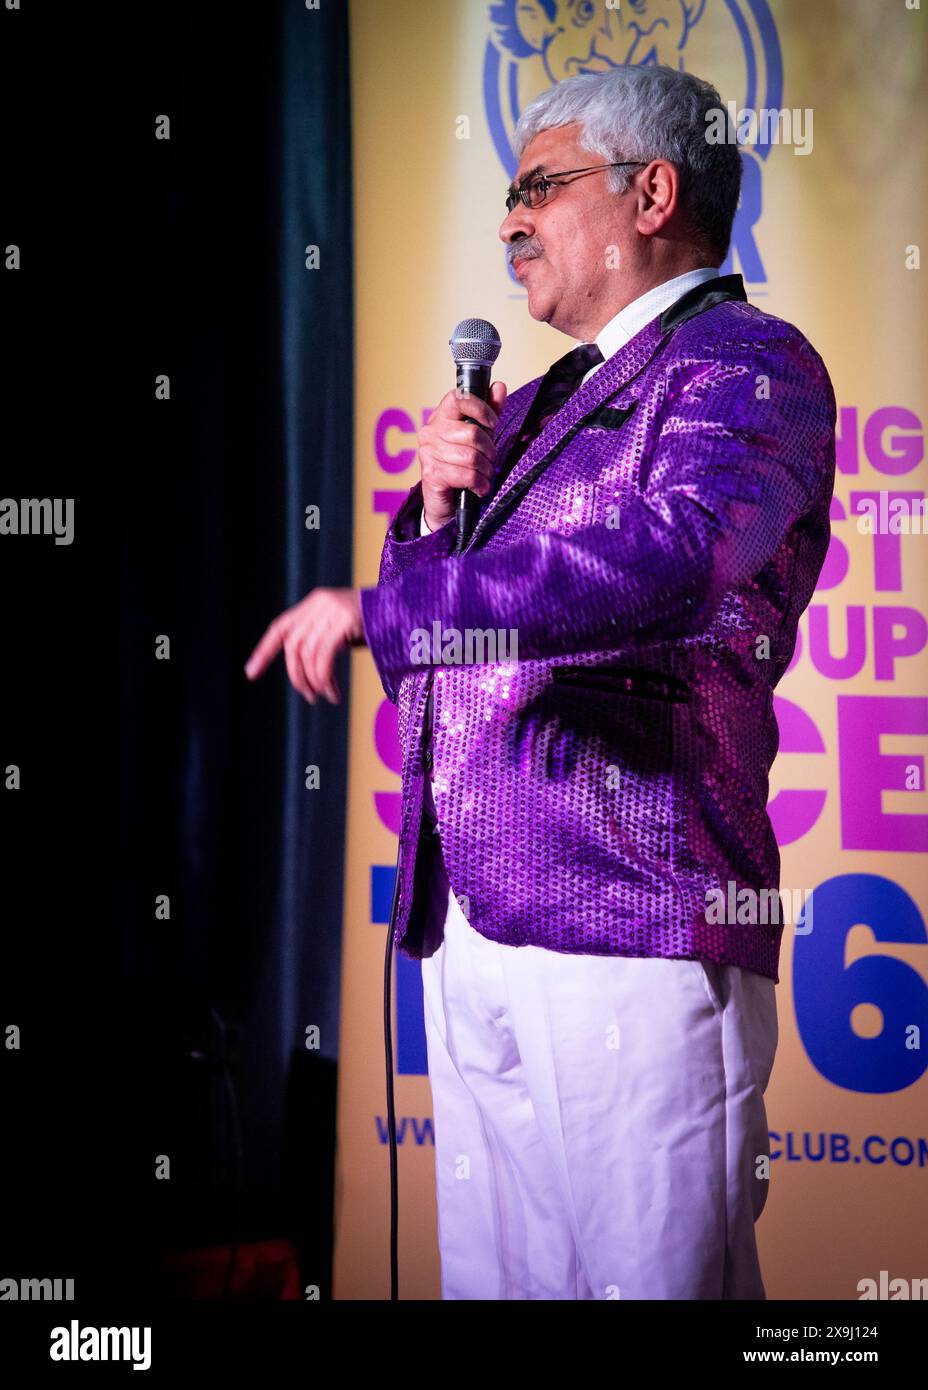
[247,63,836,1301]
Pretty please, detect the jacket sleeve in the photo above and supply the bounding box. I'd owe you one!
[359,332,836,698]
[365,484,458,703]
[375,480,460,587]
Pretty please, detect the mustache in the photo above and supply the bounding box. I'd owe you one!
[507,237,544,267]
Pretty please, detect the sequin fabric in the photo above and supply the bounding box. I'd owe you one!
[360,288,837,982]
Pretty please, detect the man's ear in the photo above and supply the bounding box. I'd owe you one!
[636,159,680,236]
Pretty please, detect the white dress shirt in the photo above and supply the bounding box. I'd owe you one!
[578,265,720,386]
[420,266,720,534]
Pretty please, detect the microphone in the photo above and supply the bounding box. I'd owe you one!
[448,318,502,552]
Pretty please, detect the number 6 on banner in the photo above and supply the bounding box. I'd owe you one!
[794,874,928,1093]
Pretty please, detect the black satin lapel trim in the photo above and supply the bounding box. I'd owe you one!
[587,401,638,430]
[659,273,747,333]
[463,278,745,554]
[487,378,547,492]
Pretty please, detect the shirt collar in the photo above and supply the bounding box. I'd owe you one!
[579,266,721,384]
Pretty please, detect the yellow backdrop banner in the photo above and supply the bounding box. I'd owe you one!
[335,0,928,1301]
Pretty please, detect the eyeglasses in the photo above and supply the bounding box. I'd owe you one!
[505,161,647,213]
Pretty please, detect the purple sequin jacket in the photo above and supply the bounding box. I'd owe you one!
[360,276,836,981]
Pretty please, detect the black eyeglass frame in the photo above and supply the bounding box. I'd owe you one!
[505,161,647,213]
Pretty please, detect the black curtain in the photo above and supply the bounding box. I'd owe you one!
[3,0,354,1300]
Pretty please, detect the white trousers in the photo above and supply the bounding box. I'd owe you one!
[420,874,778,1300]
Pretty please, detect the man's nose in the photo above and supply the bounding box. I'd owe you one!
[499,204,535,244]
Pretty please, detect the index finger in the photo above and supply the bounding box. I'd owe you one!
[446,386,500,433]
[244,617,285,680]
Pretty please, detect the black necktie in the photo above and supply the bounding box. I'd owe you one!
[514,341,604,454]
[482,341,604,512]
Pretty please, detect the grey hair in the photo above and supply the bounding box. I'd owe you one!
[512,65,741,262]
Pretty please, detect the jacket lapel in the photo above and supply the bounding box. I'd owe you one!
[465,273,748,554]
[467,316,665,553]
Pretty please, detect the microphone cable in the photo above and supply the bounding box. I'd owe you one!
[383,843,402,1300]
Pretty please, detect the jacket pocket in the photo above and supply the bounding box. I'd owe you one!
[549,664,690,703]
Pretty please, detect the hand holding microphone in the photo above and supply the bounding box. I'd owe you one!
[244,320,508,706]
[417,319,506,546]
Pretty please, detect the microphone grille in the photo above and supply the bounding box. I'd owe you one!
[449,318,502,367]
